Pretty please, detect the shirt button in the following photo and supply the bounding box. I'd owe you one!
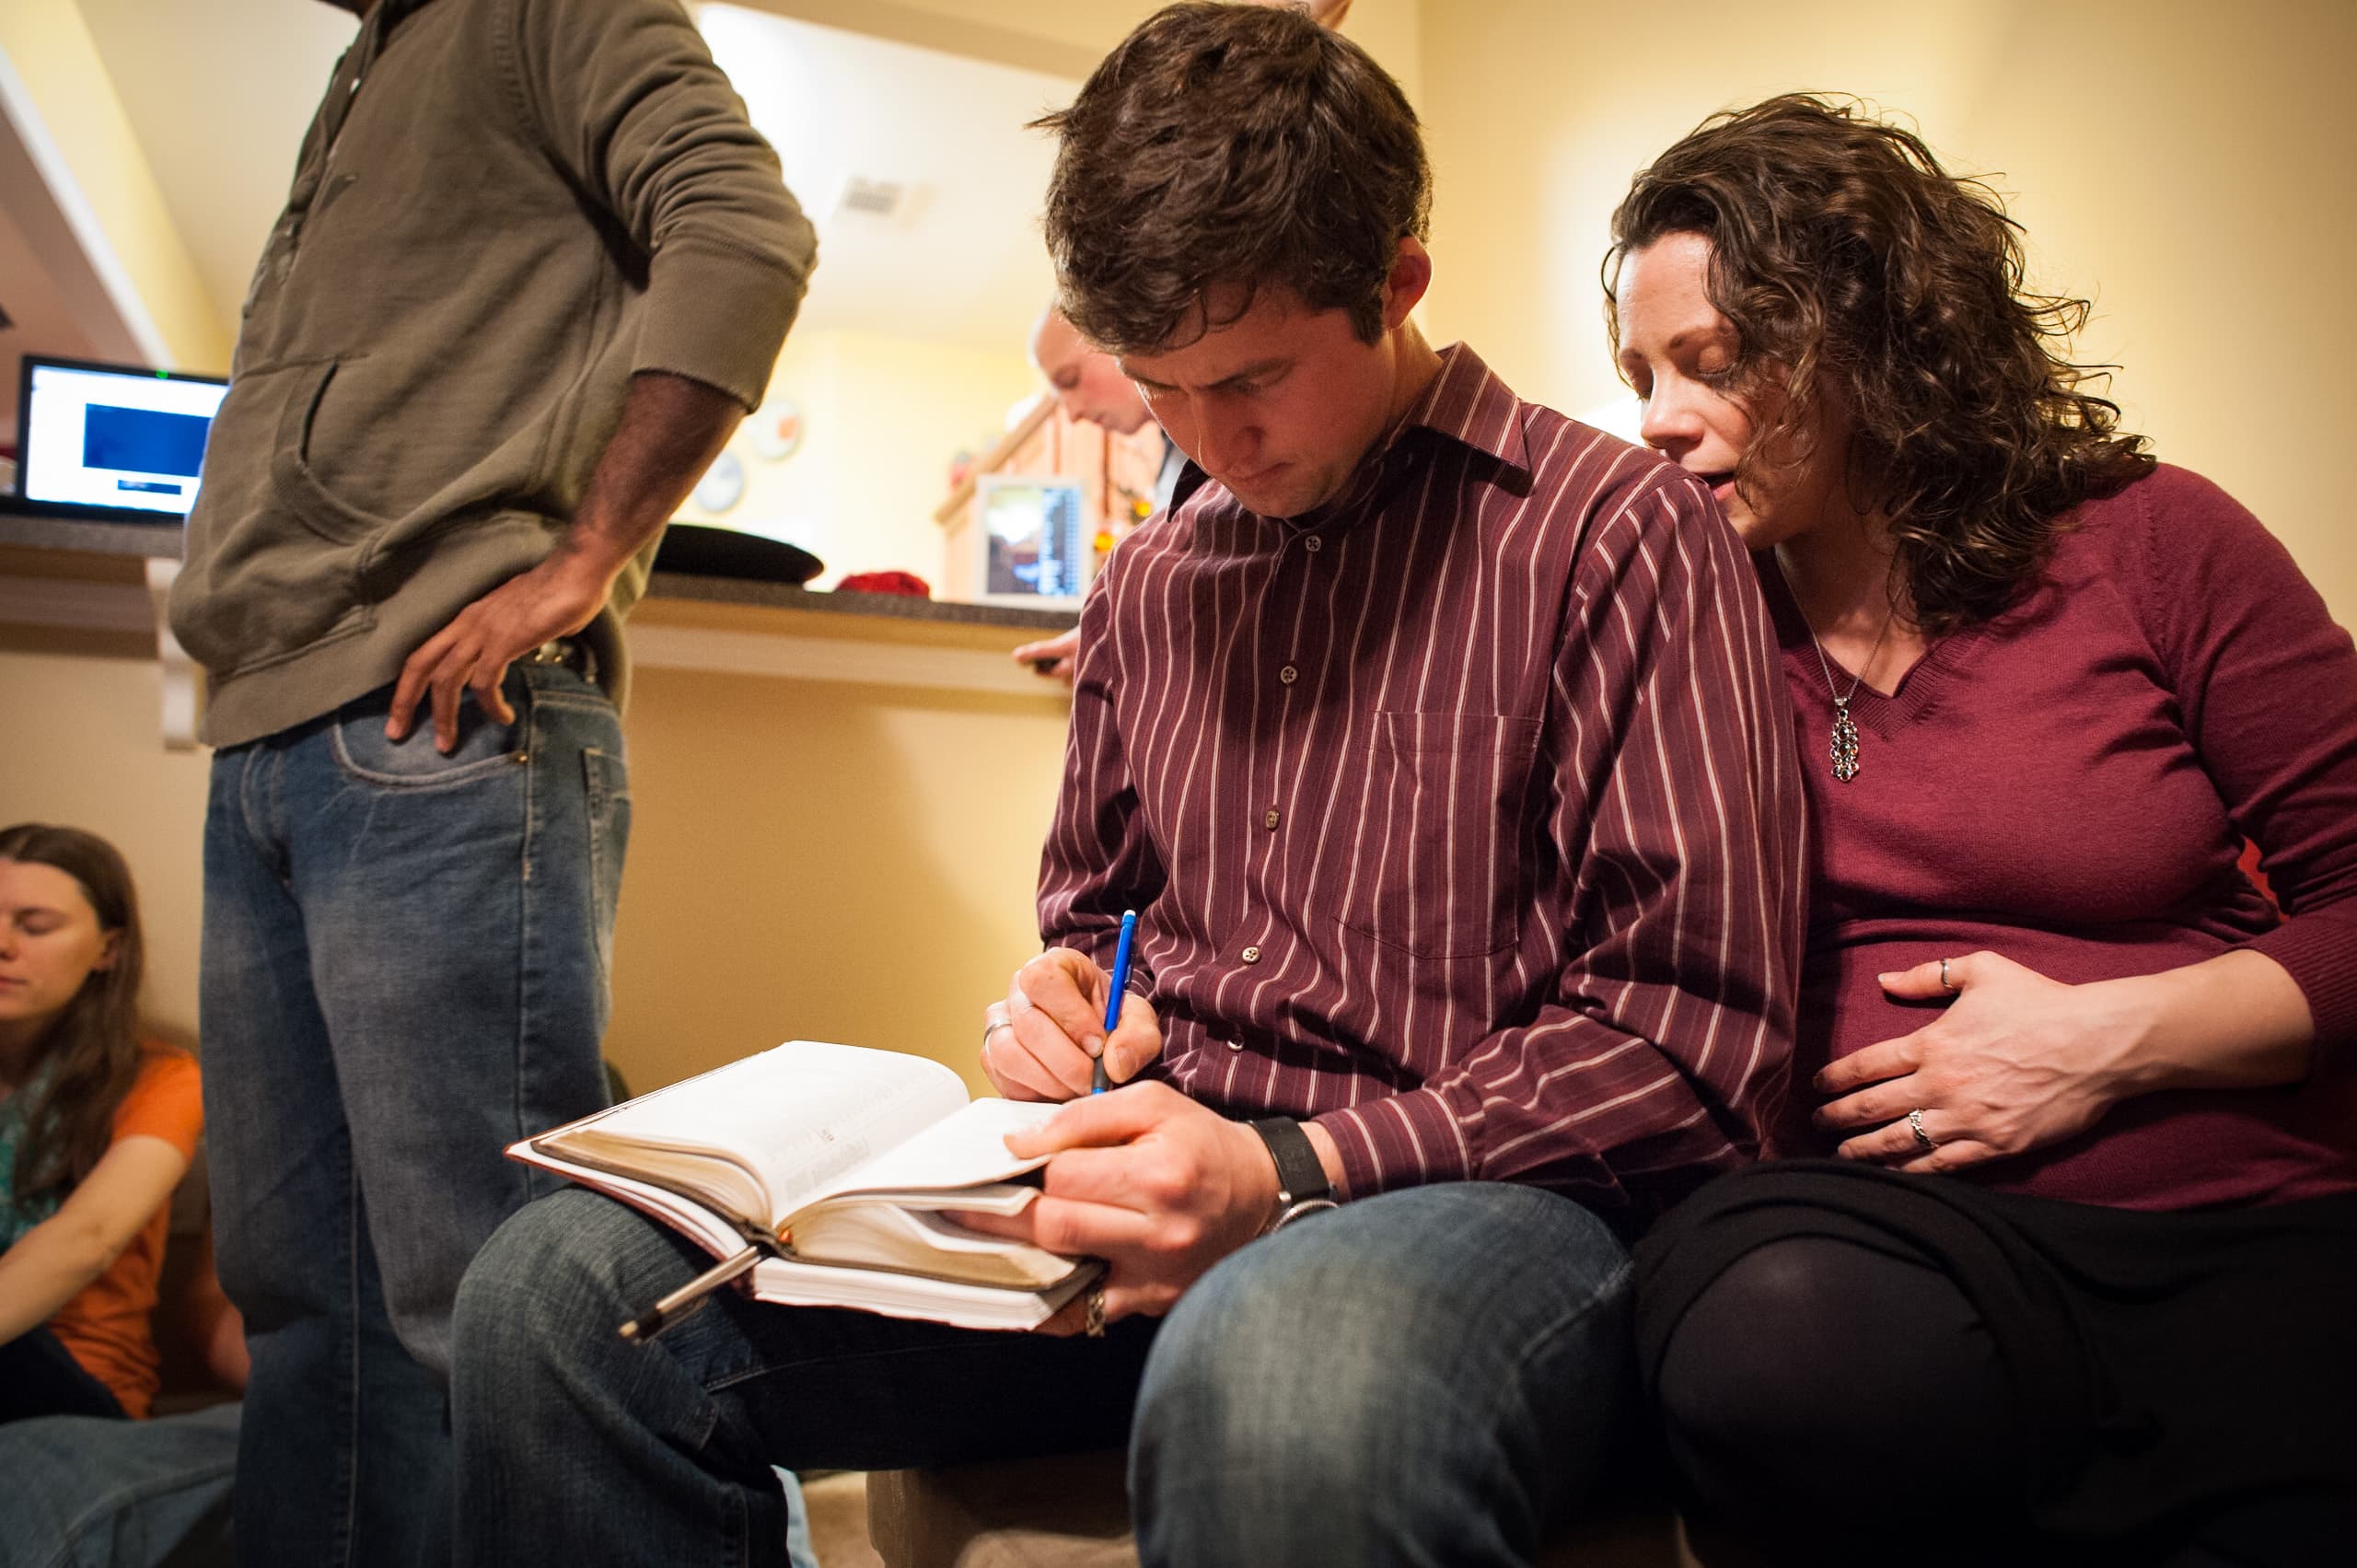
[1304,536,1323,553]
[1240,945,1261,964]
[1278,665,1298,685]
[1262,808,1281,830]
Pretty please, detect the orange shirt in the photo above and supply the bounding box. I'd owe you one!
[46,1047,203,1419]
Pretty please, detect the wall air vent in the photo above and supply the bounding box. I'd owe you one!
[835,177,905,219]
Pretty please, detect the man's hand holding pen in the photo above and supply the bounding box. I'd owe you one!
[981,946,1160,1101]
[970,928,1347,1332]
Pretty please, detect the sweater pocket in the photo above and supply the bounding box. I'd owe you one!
[270,355,400,547]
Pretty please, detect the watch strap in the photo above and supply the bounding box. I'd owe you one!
[1249,1116,1332,1208]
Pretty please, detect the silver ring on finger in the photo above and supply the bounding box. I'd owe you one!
[981,1014,1011,1052]
[1939,957,1956,993]
[1908,1108,1937,1155]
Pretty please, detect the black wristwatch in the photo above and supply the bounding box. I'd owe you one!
[1249,1117,1339,1234]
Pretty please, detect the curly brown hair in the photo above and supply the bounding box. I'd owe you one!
[2,823,147,1214]
[1604,94,2152,633]
[1034,2,1429,355]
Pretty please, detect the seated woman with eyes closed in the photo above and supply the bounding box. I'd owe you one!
[0,823,203,1424]
[1606,96,2357,1565]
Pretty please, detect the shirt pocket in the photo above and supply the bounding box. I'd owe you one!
[1337,710,1543,959]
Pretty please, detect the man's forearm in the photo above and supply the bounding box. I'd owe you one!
[554,369,747,582]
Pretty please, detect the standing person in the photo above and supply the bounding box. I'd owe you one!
[1608,95,2357,1564]
[166,0,815,1559]
[0,825,199,1427]
[450,7,1803,1566]
[1009,306,1184,683]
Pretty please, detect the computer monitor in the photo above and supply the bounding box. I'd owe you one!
[974,475,1090,607]
[10,354,229,521]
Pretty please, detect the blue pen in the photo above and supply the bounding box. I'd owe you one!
[1096,910,1138,1093]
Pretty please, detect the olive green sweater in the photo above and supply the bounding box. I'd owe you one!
[170,0,815,746]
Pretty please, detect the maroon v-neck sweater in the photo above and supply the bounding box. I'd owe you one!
[1771,464,2357,1210]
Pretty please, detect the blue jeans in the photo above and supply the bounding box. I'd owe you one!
[451,1180,1636,1567]
[0,1401,239,1568]
[202,664,628,1568]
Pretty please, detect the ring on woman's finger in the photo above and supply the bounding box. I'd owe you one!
[1084,1282,1107,1338]
[1908,1108,1937,1154]
[1939,957,1957,993]
[981,1012,1012,1051]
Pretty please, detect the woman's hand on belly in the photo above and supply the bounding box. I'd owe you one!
[1810,951,2150,1171]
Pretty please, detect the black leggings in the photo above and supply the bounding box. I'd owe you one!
[0,1324,126,1424]
[1654,1236,2339,1568]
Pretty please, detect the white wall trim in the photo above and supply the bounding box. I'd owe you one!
[0,43,173,368]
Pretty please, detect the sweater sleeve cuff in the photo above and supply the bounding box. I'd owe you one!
[634,241,810,411]
[2248,918,2357,1070]
[1312,1083,1480,1202]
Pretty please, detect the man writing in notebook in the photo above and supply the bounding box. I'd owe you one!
[452,6,1801,1563]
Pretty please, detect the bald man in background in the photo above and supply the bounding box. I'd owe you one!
[1011,308,1185,683]
[1010,0,1350,685]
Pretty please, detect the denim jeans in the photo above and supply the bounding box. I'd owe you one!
[0,1401,239,1568]
[451,1179,1636,1567]
[202,664,628,1568]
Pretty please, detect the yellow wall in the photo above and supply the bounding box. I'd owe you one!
[675,328,1042,590]
[1415,0,2357,624]
[0,637,211,1053]
[607,662,1069,1098]
[0,615,1067,1097]
[0,0,228,371]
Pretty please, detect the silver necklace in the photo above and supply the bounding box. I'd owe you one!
[1778,558,1893,784]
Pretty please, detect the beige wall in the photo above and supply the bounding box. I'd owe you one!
[673,328,1044,591]
[608,663,1069,1098]
[1415,0,2357,624]
[0,616,1067,1096]
[0,637,211,1052]
[0,0,229,372]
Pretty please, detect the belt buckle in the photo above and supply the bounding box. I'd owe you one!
[526,638,594,683]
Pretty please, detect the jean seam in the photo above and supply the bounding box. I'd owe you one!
[336,1160,362,1566]
[515,684,544,1188]
[41,1454,239,1568]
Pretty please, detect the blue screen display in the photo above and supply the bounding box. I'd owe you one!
[82,404,214,479]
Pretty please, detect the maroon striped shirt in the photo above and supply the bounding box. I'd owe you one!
[1039,345,1806,1225]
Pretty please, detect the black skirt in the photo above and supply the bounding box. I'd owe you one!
[1634,1160,2357,1549]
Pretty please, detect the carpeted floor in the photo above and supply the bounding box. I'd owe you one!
[802,1471,885,1568]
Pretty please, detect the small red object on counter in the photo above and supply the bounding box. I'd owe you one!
[833,570,932,598]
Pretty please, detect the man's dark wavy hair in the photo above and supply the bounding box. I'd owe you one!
[1035,2,1429,355]
[1604,95,2152,633]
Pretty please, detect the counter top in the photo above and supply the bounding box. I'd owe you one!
[0,513,1077,698]
[0,510,1077,636]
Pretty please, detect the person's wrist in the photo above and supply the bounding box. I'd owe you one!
[1301,1119,1346,1198]
[1247,1116,1338,1234]
[2087,973,2173,1099]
